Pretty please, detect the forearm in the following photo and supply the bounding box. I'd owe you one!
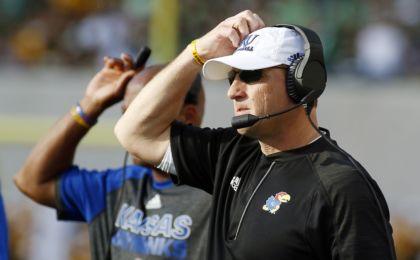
[15,100,101,207]
[115,10,265,164]
[115,46,201,164]
[15,52,135,207]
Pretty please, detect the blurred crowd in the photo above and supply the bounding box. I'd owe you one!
[0,0,146,68]
[0,0,419,78]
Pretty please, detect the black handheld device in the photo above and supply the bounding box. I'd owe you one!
[134,46,152,69]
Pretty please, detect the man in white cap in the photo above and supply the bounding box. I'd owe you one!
[115,10,396,260]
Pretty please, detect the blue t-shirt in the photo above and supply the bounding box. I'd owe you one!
[0,183,9,260]
[57,165,211,260]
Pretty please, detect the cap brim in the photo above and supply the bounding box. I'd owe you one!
[202,52,281,80]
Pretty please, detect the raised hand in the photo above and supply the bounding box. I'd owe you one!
[82,53,136,116]
[195,10,265,61]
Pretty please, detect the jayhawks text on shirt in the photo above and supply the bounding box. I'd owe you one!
[113,203,193,259]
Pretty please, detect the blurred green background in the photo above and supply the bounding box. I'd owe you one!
[1,0,419,73]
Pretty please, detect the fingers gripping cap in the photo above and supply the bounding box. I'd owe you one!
[202,27,305,80]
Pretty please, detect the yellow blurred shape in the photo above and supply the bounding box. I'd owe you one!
[10,26,47,63]
[149,0,179,62]
[48,0,99,15]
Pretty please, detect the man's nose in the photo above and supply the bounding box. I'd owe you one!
[227,80,247,101]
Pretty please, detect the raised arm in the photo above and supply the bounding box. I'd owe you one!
[14,54,135,208]
[114,10,264,165]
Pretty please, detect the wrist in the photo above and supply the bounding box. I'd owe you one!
[79,97,104,119]
[190,39,205,66]
[70,106,94,129]
[69,98,101,129]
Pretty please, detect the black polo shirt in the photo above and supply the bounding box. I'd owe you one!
[170,122,395,260]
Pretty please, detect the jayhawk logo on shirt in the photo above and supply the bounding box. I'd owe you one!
[262,191,291,214]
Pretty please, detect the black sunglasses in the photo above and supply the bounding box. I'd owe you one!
[228,69,262,85]
[227,67,286,85]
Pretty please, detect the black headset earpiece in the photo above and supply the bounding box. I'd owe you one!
[286,56,304,103]
[273,24,327,104]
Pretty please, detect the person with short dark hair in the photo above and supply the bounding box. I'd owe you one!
[14,56,210,260]
[115,10,396,260]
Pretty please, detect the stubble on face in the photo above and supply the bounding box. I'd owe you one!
[235,68,289,139]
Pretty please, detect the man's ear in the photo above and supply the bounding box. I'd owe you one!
[178,104,198,126]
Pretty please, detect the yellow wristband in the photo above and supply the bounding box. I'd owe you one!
[191,39,205,65]
[70,106,91,129]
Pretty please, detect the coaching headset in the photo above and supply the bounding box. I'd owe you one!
[277,24,327,104]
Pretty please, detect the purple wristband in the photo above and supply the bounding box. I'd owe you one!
[76,103,97,126]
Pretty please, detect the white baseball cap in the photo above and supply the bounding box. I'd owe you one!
[202,27,305,80]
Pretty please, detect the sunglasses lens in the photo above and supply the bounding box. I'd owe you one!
[228,70,263,85]
[228,70,237,85]
[240,70,262,84]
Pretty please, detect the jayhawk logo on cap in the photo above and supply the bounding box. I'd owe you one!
[236,34,259,52]
[262,191,291,214]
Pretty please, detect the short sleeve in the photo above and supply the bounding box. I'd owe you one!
[56,165,149,223]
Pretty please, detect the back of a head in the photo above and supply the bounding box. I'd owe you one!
[123,64,166,109]
[184,74,202,105]
[123,65,204,121]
